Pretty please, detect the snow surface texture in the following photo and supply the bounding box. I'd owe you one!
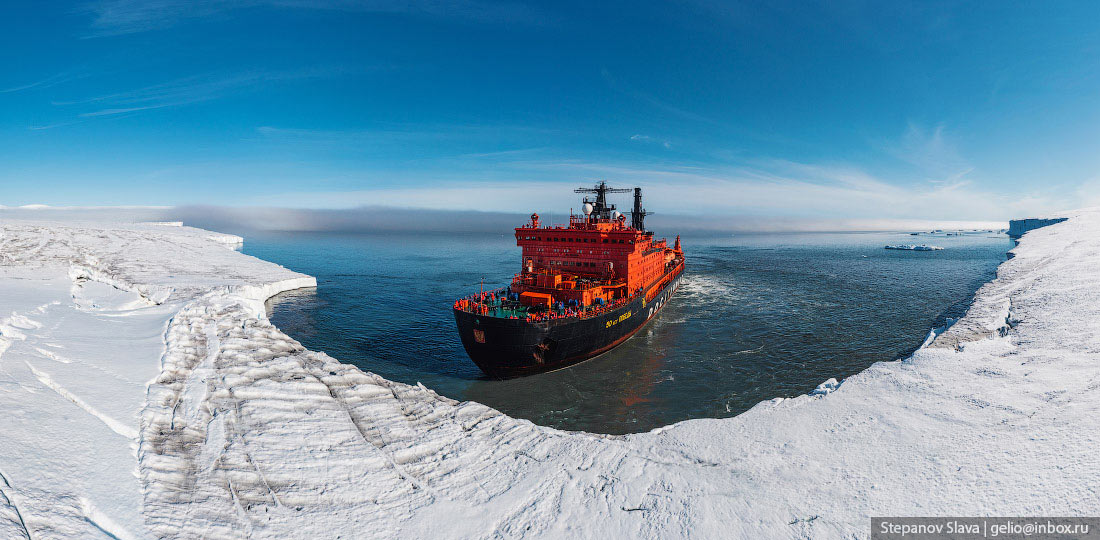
[2,209,1099,539]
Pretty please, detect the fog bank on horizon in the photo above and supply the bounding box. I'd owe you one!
[0,205,1008,235]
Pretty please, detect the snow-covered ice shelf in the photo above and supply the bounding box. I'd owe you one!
[2,209,1099,539]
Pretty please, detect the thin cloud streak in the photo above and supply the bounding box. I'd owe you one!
[79,105,169,117]
[1,70,90,93]
[48,68,331,121]
[79,0,550,37]
[629,134,671,149]
[255,122,562,141]
[28,119,90,131]
[881,122,972,179]
[600,68,798,149]
[60,71,269,106]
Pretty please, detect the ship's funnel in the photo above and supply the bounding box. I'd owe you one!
[631,187,647,231]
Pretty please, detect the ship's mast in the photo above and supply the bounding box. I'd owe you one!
[574,181,630,221]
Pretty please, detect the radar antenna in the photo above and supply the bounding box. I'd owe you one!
[574,181,631,221]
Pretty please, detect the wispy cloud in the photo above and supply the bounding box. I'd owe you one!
[629,134,671,149]
[60,72,262,107]
[456,147,547,159]
[253,123,564,160]
[45,69,327,121]
[79,0,549,37]
[1,69,91,94]
[600,68,796,149]
[601,68,723,129]
[255,123,556,140]
[883,122,972,179]
[79,105,168,117]
[29,119,90,131]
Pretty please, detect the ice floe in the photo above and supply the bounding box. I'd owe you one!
[884,244,944,251]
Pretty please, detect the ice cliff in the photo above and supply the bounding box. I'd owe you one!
[1007,217,1068,238]
[1,210,1098,539]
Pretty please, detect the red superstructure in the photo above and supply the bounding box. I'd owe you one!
[510,182,682,312]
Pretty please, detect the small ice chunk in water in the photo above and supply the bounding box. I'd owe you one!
[811,378,840,396]
[884,244,944,251]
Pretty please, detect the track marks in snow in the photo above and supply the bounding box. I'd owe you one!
[0,313,36,341]
[34,346,71,363]
[30,325,146,388]
[178,321,219,421]
[24,360,138,440]
[0,476,134,540]
[0,311,45,395]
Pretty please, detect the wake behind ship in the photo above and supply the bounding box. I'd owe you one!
[453,182,685,379]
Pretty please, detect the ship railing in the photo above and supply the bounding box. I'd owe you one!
[457,286,509,301]
[519,295,633,322]
[454,286,512,313]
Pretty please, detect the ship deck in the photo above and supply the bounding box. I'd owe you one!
[480,301,531,319]
[457,296,623,321]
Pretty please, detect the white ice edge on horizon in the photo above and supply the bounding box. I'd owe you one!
[1,209,1098,539]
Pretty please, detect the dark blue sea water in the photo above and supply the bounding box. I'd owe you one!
[242,230,1010,434]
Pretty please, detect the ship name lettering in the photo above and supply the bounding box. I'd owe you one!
[605,311,632,328]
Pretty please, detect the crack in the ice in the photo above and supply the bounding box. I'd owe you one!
[0,470,32,540]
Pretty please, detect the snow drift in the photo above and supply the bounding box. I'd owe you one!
[1,209,1098,539]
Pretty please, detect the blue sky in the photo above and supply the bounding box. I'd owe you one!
[2,1,1099,221]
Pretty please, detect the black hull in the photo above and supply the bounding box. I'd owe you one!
[454,266,684,379]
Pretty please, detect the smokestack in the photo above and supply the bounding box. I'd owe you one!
[632,187,645,231]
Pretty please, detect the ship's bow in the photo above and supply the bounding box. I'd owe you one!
[453,309,553,379]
